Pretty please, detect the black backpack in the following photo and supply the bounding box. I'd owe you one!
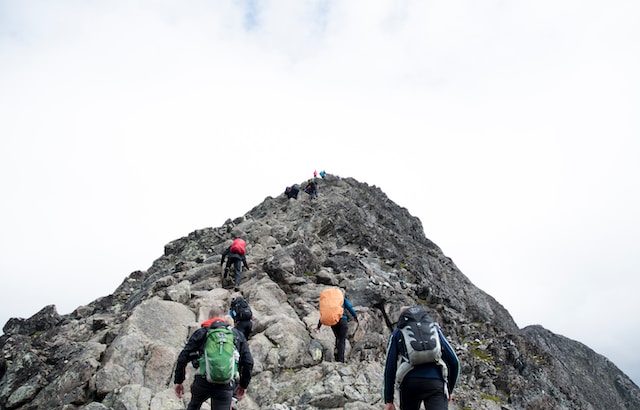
[230,297,253,321]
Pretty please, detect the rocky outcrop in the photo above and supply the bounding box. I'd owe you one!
[1,174,638,409]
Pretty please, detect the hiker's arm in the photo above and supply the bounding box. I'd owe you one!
[344,299,358,321]
[174,328,206,384]
[220,248,229,266]
[237,334,254,389]
[383,331,399,404]
[439,329,460,394]
[242,255,249,269]
[316,320,322,330]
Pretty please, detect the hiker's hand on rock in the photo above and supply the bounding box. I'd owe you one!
[174,383,184,398]
[384,403,396,410]
[236,386,246,400]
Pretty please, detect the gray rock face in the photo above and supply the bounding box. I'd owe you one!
[1,174,638,409]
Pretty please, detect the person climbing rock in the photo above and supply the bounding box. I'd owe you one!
[174,306,254,410]
[383,306,459,410]
[285,184,300,199]
[304,179,318,199]
[221,237,249,291]
[316,287,358,363]
[229,295,253,340]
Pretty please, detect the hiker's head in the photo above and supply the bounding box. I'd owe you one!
[208,305,225,319]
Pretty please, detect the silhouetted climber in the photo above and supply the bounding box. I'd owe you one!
[383,305,460,410]
[319,170,326,178]
[174,305,254,410]
[304,179,318,199]
[285,184,300,199]
[315,287,358,363]
[221,237,249,291]
[229,295,253,340]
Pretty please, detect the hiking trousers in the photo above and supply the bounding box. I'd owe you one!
[187,376,234,410]
[224,257,243,286]
[399,377,448,410]
[235,320,252,340]
[331,318,349,362]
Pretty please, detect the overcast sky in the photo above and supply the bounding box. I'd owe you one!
[1,0,639,385]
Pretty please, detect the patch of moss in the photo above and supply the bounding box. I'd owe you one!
[468,339,493,363]
[471,347,493,362]
[480,393,502,403]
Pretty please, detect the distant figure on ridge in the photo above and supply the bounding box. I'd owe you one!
[383,305,459,410]
[319,170,326,179]
[174,305,254,410]
[314,169,318,178]
[229,295,253,340]
[304,179,318,199]
[221,237,249,291]
[315,287,358,363]
[285,184,300,199]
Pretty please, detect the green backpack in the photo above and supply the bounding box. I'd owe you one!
[198,325,239,384]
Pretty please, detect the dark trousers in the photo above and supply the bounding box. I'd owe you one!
[224,258,243,286]
[187,376,234,410]
[235,320,252,340]
[331,318,349,362]
[399,378,448,410]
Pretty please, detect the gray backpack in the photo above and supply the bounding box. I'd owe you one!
[395,306,448,388]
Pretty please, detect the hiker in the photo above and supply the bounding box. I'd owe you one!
[383,306,459,410]
[229,295,253,340]
[304,179,318,199]
[314,170,318,178]
[221,237,249,290]
[315,287,358,363]
[174,306,254,410]
[285,184,300,199]
[319,170,326,179]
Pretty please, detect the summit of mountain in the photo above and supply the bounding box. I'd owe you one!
[1,174,638,409]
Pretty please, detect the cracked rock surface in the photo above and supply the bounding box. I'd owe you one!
[2,175,639,409]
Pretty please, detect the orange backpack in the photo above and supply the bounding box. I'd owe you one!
[319,288,344,326]
[230,238,246,255]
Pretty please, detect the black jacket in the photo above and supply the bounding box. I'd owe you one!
[174,320,254,388]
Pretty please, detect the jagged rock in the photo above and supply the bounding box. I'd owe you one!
[315,268,338,285]
[6,384,38,408]
[80,403,110,410]
[95,299,194,396]
[165,280,191,304]
[1,175,639,410]
[103,383,152,409]
[2,304,61,335]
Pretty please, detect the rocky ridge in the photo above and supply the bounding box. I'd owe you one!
[1,174,639,410]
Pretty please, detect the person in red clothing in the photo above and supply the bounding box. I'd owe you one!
[221,237,249,290]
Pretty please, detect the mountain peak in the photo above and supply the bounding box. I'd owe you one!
[1,174,638,409]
